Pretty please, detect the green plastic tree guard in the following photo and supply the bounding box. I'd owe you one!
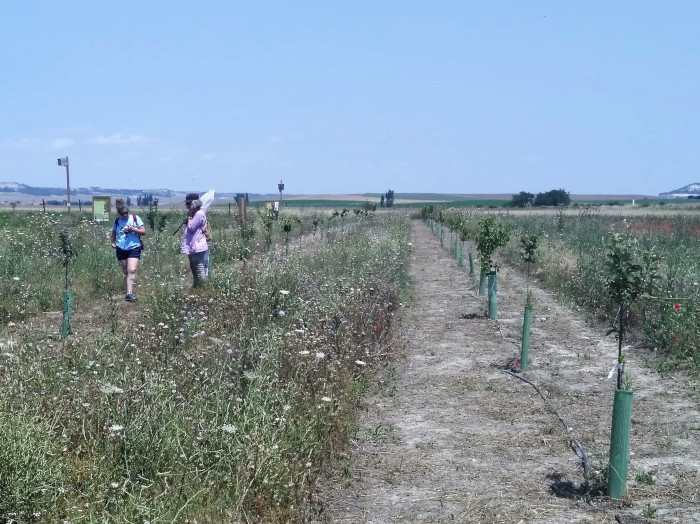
[608,389,634,498]
[458,245,464,267]
[479,271,487,295]
[468,252,475,276]
[487,275,498,319]
[520,305,532,370]
[61,291,73,339]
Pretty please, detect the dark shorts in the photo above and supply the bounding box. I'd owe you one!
[116,246,142,261]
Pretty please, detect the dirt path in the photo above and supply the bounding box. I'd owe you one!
[322,220,700,523]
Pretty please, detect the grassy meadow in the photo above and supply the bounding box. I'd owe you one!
[0,207,411,522]
[2,200,700,522]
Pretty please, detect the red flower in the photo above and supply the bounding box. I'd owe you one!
[514,362,520,368]
[673,337,679,343]
[673,304,681,311]
[317,330,323,335]
[374,324,381,330]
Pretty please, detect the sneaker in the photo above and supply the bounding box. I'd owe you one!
[124,293,136,303]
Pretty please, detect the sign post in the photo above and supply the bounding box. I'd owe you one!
[92,196,111,221]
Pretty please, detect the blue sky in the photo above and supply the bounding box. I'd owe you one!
[1,1,698,196]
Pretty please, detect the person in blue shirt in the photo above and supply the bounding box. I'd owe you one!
[110,198,146,302]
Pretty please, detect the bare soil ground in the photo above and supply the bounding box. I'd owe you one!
[320,220,700,523]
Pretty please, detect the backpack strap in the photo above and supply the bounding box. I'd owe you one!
[133,215,145,249]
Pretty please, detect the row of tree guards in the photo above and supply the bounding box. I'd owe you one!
[423,212,659,499]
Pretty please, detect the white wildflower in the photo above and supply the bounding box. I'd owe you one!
[108,424,124,434]
[315,352,325,360]
[279,290,290,295]
[221,424,237,434]
[321,396,332,402]
[100,384,124,395]
[355,360,366,366]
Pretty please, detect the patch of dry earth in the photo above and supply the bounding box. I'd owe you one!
[320,221,700,524]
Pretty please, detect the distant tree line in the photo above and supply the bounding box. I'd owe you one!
[506,189,571,208]
[137,194,158,206]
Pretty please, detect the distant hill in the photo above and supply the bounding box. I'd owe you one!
[0,183,269,205]
[0,182,178,198]
[659,183,700,199]
[0,183,681,206]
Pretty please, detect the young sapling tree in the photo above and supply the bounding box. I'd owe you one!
[280,215,301,255]
[518,233,538,370]
[257,207,275,255]
[476,216,512,277]
[605,232,659,498]
[519,234,539,308]
[58,228,77,293]
[238,218,256,260]
[145,201,167,251]
[605,232,660,389]
[476,216,512,314]
[58,228,77,338]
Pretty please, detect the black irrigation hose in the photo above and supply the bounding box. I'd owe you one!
[503,368,592,497]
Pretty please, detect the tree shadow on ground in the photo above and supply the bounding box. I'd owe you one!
[547,473,602,499]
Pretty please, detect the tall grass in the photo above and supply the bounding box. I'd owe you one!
[0,209,410,522]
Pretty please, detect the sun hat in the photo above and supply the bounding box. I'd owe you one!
[185,193,200,203]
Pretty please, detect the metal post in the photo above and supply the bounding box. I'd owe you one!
[58,156,71,212]
[65,156,71,212]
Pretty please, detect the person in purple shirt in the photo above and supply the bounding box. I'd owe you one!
[180,193,209,287]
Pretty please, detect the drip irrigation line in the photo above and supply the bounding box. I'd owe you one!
[504,369,592,497]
